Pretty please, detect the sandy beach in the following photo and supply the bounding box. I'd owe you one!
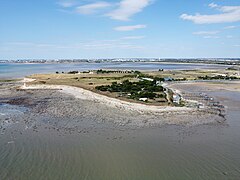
[21,83,193,114]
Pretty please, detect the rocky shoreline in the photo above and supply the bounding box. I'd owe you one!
[0,80,226,137]
[21,84,193,114]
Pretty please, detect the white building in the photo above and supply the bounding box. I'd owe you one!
[141,78,154,82]
[173,94,181,104]
[139,98,148,102]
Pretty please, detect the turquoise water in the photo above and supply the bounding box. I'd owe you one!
[0,62,230,79]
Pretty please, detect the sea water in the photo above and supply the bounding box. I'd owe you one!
[0,62,230,79]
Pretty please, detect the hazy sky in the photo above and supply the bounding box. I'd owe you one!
[0,0,239,59]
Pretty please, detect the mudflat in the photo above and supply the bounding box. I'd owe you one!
[0,77,240,179]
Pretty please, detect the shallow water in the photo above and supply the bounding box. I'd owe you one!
[0,103,27,115]
[0,62,230,79]
[0,87,240,179]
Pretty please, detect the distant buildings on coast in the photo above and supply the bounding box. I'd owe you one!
[0,58,240,65]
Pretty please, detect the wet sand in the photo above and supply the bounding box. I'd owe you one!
[0,80,240,179]
[21,83,192,113]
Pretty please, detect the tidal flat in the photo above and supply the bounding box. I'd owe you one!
[0,79,240,179]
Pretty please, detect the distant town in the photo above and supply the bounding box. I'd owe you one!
[0,58,240,65]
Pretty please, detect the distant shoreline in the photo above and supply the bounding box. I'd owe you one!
[0,60,239,66]
[1,61,235,80]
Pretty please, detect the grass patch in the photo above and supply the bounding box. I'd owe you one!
[0,79,19,82]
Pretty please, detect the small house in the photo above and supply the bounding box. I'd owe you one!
[141,78,154,82]
[164,77,173,81]
[156,81,162,86]
[173,94,181,104]
[139,98,148,102]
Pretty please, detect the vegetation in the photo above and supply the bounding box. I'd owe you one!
[226,67,239,71]
[96,80,166,100]
[173,78,187,81]
[29,68,240,105]
[198,75,240,80]
[68,71,79,74]
[96,69,143,75]
[0,79,19,82]
[97,69,130,74]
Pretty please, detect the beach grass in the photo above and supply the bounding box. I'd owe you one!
[0,79,20,82]
[27,69,240,106]
[28,73,139,90]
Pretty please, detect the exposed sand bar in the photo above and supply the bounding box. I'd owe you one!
[20,84,193,114]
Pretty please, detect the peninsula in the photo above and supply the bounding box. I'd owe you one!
[18,68,239,124]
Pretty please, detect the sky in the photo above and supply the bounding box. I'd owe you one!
[0,0,240,59]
